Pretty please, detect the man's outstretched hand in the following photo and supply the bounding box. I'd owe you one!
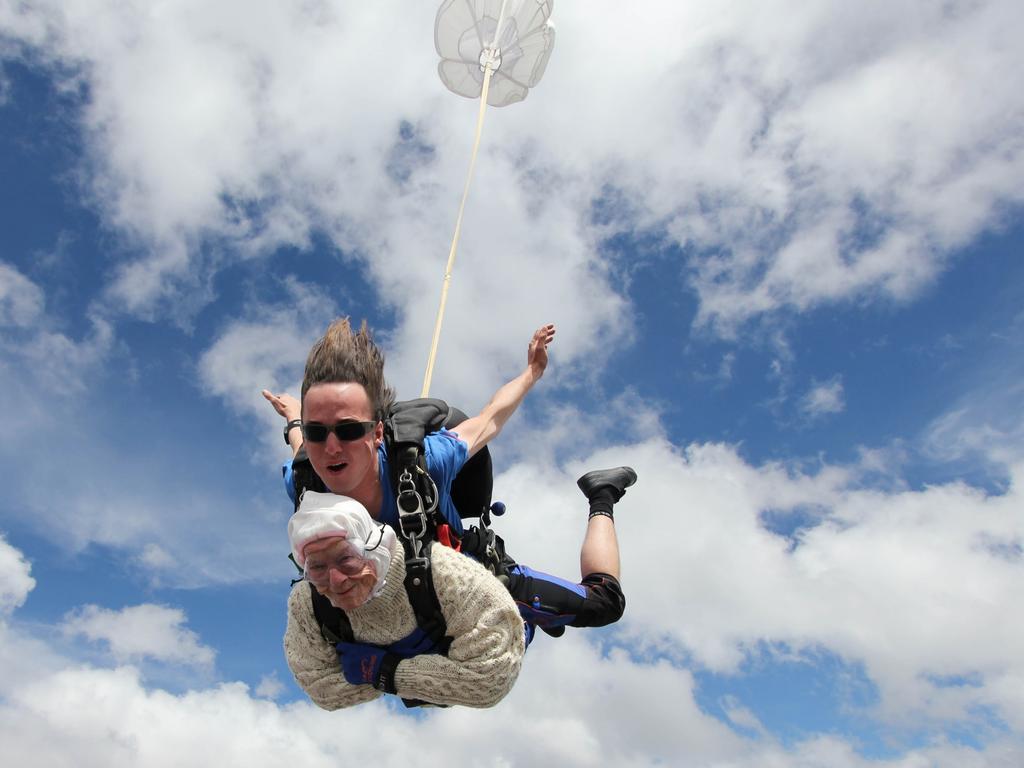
[262,389,301,422]
[527,323,556,379]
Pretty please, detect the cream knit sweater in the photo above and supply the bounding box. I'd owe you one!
[284,540,525,709]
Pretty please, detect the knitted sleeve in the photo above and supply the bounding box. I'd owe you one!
[392,545,525,707]
[283,582,382,710]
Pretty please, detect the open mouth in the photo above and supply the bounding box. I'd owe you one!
[326,462,347,473]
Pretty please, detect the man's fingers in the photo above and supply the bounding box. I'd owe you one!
[262,389,299,421]
[533,323,555,345]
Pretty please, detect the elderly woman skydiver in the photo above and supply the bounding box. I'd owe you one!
[284,491,526,709]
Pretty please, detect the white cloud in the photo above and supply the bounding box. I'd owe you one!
[721,695,768,737]
[490,435,1024,733]
[923,374,1024,474]
[136,544,176,572]
[0,621,69,701]
[0,533,35,614]
[6,0,628,386]
[7,474,288,589]
[0,261,114,398]
[0,280,290,591]
[0,441,1022,763]
[62,603,216,668]
[650,0,1024,333]
[0,261,44,327]
[10,315,115,395]
[197,278,338,427]
[800,377,846,419]
[0,65,10,106]
[254,672,284,700]
[0,625,1018,767]
[11,1,1018,364]
[718,351,736,383]
[0,329,291,591]
[0,653,730,767]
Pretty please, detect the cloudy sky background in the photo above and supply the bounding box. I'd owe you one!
[1,1,1023,764]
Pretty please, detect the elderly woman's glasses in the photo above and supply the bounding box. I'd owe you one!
[305,551,367,584]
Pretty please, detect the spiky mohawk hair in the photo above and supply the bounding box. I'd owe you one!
[301,318,396,421]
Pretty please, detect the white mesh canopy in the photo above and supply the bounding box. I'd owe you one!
[435,0,555,107]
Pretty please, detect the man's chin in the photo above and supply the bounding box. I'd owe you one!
[323,475,354,496]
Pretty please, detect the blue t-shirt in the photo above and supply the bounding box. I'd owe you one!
[282,428,469,535]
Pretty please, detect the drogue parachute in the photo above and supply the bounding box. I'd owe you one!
[422,1,556,397]
[435,0,556,107]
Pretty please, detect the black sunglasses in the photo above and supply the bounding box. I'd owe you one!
[302,421,377,443]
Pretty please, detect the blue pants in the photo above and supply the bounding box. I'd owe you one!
[507,565,625,631]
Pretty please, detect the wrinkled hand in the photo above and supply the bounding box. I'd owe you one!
[261,389,301,422]
[527,323,555,379]
[335,641,387,686]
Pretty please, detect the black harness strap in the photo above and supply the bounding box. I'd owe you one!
[309,585,353,644]
[394,442,454,654]
[290,445,327,496]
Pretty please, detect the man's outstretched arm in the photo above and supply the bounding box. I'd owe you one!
[452,323,555,459]
[262,389,304,459]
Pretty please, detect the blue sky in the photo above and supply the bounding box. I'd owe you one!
[1,2,1023,765]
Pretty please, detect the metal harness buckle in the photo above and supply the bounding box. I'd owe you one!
[397,466,439,562]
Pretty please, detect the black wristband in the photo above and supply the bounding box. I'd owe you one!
[283,419,303,445]
[374,653,401,694]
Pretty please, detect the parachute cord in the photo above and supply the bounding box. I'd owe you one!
[420,60,496,398]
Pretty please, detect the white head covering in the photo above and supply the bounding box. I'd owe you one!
[287,491,396,600]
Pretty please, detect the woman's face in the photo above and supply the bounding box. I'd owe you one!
[303,537,379,611]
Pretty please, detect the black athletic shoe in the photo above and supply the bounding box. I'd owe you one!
[576,466,637,502]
